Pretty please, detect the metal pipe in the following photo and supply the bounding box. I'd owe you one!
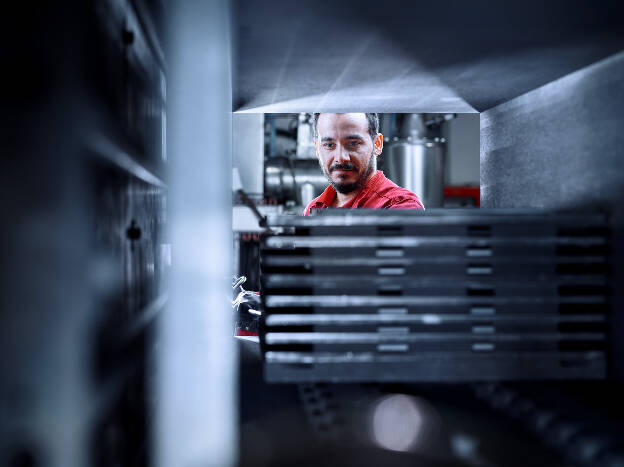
[265,157,328,205]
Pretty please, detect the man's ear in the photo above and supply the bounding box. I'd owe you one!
[374,133,384,155]
[314,139,320,159]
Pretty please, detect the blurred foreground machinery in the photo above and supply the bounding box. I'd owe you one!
[259,210,611,383]
[1,1,168,466]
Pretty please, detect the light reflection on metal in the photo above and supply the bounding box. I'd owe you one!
[368,394,439,453]
[157,1,235,466]
[88,132,168,189]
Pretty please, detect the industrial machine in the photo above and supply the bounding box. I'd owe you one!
[260,209,611,382]
[5,1,624,466]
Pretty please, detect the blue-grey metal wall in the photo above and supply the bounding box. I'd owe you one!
[481,51,624,379]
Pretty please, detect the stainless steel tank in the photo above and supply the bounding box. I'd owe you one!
[383,137,446,208]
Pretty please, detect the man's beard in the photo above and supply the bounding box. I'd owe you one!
[322,151,375,194]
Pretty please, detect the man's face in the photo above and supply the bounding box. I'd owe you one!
[315,113,383,194]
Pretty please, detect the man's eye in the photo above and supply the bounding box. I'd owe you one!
[347,141,360,148]
[323,143,335,149]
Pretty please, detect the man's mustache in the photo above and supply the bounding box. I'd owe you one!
[329,162,358,172]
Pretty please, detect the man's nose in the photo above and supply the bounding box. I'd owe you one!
[336,144,350,163]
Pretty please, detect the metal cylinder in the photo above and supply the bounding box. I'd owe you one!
[264,157,328,205]
[383,138,446,208]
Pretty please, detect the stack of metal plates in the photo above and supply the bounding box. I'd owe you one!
[259,210,611,382]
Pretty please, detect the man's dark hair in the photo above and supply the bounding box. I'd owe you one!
[312,113,379,142]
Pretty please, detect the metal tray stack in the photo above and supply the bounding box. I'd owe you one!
[259,210,611,382]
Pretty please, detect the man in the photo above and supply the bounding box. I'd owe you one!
[303,113,425,216]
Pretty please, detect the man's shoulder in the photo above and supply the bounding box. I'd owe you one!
[302,191,328,216]
[373,173,425,209]
[302,198,317,216]
[302,184,337,215]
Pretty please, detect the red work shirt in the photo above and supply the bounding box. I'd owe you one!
[303,171,425,216]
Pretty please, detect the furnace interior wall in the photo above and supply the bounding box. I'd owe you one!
[480,51,624,379]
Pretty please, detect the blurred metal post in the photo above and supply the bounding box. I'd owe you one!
[158,1,236,466]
